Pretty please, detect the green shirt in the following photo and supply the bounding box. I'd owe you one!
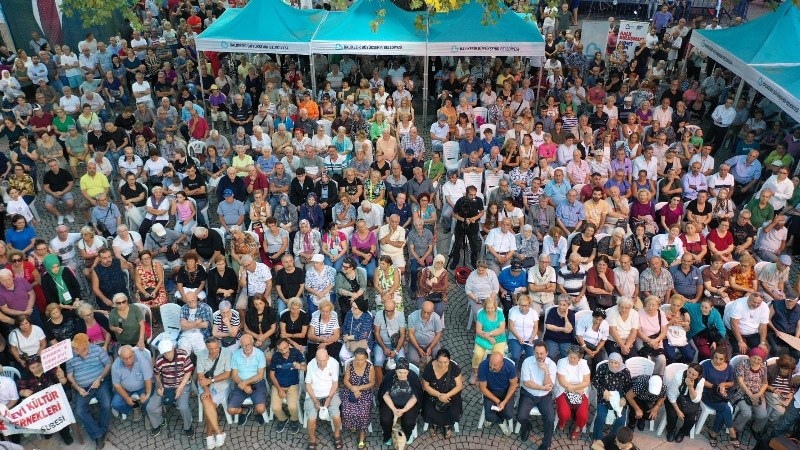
[764,151,794,171]
[423,159,445,182]
[52,115,76,134]
[745,198,775,230]
[65,133,87,156]
[108,306,144,346]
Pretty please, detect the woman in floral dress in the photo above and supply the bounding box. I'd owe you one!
[340,347,375,449]
[134,250,168,309]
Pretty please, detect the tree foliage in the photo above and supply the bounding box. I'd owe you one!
[60,0,138,29]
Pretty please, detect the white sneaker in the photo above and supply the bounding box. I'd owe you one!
[57,216,64,225]
[65,214,75,223]
[214,432,226,447]
[206,436,216,449]
[499,421,511,436]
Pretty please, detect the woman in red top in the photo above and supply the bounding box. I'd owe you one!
[680,221,708,266]
[6,250,45,313]
[706,219,735,263]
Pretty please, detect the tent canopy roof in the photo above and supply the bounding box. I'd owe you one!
[694,0,800,65]
[196,0,327,53]
[310,0,426,55]
[426,4,543,56]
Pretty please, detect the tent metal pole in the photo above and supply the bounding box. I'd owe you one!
[197,59,210,131]
[423,56,429,128]
[732,78,745,107]
[311,57,317,97]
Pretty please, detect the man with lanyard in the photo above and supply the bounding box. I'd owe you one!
[449,185,484,270]
[478,351,518,436]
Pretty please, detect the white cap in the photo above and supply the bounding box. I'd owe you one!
[648,375,663,395]
[311,254,324,263]
[157,339,174,354]
[151,223,167,237]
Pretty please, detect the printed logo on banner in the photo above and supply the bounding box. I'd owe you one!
[451,46,459,53]
[449,45,521,53]
[220,41,229,49]
[757,77,800,113]
[335,43,343,50]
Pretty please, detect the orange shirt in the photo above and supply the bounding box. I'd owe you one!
[298,100,320,120]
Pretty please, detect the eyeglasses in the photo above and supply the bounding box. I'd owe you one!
[10,258,22,263]
[115,300,128,305]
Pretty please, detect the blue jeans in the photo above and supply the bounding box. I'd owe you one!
[74,378,112,440]
[544,340,572,361]
[111,387,151,415]
[508,338,534,365]
[324,254,345,272]
[355,256,376,280]
[306,292,335,316]
[703,400,733,433]
[592,398,627,440]
[663,341,695,363]
[408,257,424,293]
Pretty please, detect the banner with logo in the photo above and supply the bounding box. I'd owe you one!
[426,42,545,57]
[582,20,610,57]
[618,20,649,60]
[0,384,75,436]
[310,41,427,55]
[195,38,309,54]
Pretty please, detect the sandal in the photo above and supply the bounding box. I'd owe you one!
[431,425,438,437]
[731,438,740,448]
[709,437,717,447]
[358,442,366,449]
[307,444,317,450]
[444,426,453,439]
[334,437,344,450]
[571,427,580,440]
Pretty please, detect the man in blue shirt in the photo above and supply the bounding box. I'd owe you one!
[556,189,586,234]
[725,150,762,204]
[544,169,572,206]
[499,262,528,317]
[67,333,112,449]
[227,335,268,424]
[478,352,519,435]
[459,126,482,156]
[269,338,306,433]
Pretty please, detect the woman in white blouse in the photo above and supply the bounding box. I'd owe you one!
[555,345,592,440]
[507,295,539,364]
[575,308,609,374]
[606,296,640,359]
[758,165,794,211]
[664,362,705,443]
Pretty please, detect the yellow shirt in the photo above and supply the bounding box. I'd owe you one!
[583,198,611,228]
[80,173,110,198]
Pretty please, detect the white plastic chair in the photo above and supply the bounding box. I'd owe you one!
[197,381,231,424]
[406,363,421,440]
[479,123,496,136]
[317,119,332,136]
[150,303,182,353]
[1,367,20,380]
[212,227,226,243]
[722,261,740,272]
[483,172,503,200]
[654,201,667,212]
[187,140,207,158]
[574,309,593,324]
[231,376,271,425]
[753,261,769,275]
[187,196,209,230]
[421,360,461,434]
[463,172,483,193]
[474,107,489,126]
[655,363,688,436]
[692,356,742,438]
[443,141,460,173]
[573,183,586,195]
[132,302,154,346]
[625,357,656,377]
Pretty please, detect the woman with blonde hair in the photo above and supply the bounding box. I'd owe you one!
[471,296,507,384]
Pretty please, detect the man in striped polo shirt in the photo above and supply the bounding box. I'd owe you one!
[146,339,195,437]
[66,333,112,449]
[557,253,590,311]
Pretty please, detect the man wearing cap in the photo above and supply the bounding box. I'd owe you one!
[67,333,112,449]
[217,187,246,232]
[430,114,449,153]
[498,261,527,318]
[756,254,795,302]
[724,293,770,356]
[625,374,666,432]
[147,339,195,436]
[145,223,187,274]
[767,295,800,358]
[111,345,153,421]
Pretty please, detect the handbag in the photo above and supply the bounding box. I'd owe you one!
[383,310,400,349]
[433,365,452,413]
[667,325,688,347]
[566,391,584,405]
[706,385,730,404]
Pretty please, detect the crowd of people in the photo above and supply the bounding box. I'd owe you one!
[0,0,799,450]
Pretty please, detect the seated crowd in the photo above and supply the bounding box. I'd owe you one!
[1,5,800,450]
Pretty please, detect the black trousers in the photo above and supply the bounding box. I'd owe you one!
[665,398,701,436]
[379,403,419,442]
[450,223,481,268]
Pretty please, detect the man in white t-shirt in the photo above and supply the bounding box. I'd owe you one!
[378,214,406,271]
[723,293,770,355]
[357,200,384,231]
[131,72,155,110]
[236,255,272,311]
[707,162,733,198]
[304,348,342,449]
[50,225,82,272]
[441,171,466,232]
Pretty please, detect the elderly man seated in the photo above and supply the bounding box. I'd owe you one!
[305,347,344,449]
[723,293,770,356]
[147,339,195,437]
[407,300,444,366]
[111,345,153,421]
[486,218,518,275]
[177,291,213,354]
[478,351,518,435]
[757,254,795,302]
[227,335,268,425]
[196,336,232,449]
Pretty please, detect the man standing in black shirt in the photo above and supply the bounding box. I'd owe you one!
[449,185,485,270]
[182,165,209,227]
[274,254,306,313]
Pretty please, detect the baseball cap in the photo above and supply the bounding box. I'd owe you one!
[624,96,633,102]
[771,160,784,167]
[510,262,523,271]
[779,254,792,265]
[157,339,175,354]
[151,223,167,237]
[438,113,447,121]
[223,189,234,198]
[67,124,77,130]
[311,254,324,263]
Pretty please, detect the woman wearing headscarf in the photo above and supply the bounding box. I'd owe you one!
[292,219,321,270]
[415,254,448,317]
[591,352,632,441]
[0,70,22,110]
[273,193,299,241]
[40,254,82,320]
[378,357,422,447]
[299,192,325,232]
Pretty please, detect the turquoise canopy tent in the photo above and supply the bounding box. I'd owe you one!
[309,0,427,55]
[690,1,800,122]
[195,0,328,54]
[427,3,544,57]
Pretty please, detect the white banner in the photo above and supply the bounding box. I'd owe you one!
[581,20,610,57]
[618,20,649,60]
[310,41,427,56]
[0,384,75,435]
[41,339,73,373]
[426,42,545,57]
[195,38,311,54]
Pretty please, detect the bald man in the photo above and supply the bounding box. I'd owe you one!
[227,334,268,425]
[304,348,343,448]
[407,301,444,365]
[478,352,518,435]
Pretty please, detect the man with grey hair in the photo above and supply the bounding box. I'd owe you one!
[206,128,231,155]
[51,225,82,272]
[91,192,122,237]
[237,255,272,312]
[0,268,36,324]
[111,344,153,421]
[379,214,406,272]
[486,218,518,274]
[144,223,186,275]
[189,226,224,264]
[528,253,557,315]
[229,94,253,134]
[357,200,384,231]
